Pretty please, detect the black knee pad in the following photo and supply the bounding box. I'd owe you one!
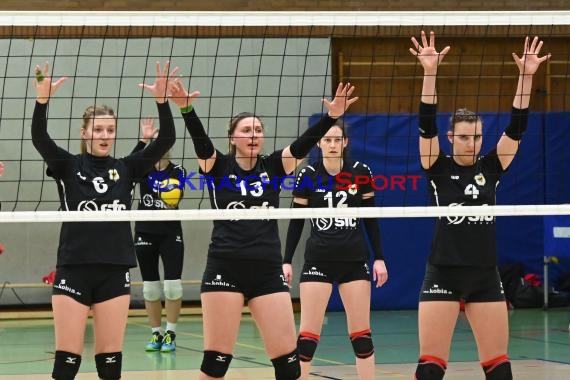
[349,329,374,359]
[95,352,122,380]
[271,349,300,380]
[298,331,320,362]
[200,350,233,378]
[52,351,81,380]
[415,355,447,380]
[482,355,512,380]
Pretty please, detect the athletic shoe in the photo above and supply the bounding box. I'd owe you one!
[160,330,176,352]
[145,332,163,352]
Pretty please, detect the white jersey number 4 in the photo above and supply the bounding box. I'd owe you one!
[464,184,479,199]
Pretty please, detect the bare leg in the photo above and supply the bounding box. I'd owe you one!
[52,295,90,354]
[165,298,182,325]
[145,299,163,329]
[199,292,244,380]
[418,301,460,361]
[92,295,131,354]
[339,280,373,380]
[464,301,509,362]
[297,282,332,380]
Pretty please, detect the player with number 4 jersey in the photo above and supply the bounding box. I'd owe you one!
[410,31,549,380]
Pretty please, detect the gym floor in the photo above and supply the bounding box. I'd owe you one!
[0,308,569,379]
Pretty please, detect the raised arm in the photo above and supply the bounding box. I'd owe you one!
[281,82,358,174]
[130,117,158,155]
[497,36,550,170]
[127,62,177,178]
[168,80,216,173]
[31,62,72,176]
[410,31,450,170]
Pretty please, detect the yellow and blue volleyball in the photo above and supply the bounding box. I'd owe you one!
[159,178,182,207]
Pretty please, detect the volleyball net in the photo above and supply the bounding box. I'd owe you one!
[0,12,568,217]
[1,11,570,307]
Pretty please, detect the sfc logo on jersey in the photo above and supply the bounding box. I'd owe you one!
[313,218,334,231]
[474,173,486,186]
[348,183,358,195]
[108,168,120,182]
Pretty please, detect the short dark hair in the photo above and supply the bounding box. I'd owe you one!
[449,108,482,132]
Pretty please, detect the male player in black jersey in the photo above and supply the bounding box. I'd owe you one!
[31,61,177,380]
[168,80,358,380]
[409,32,549,380]
[282,122,388,380]
[132,117,186,353]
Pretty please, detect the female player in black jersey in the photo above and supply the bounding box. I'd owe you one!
[168,80,357,380]
[282,121,388,380]
[132,117,186,353]
[409,32,549,380]
[31,61,177,380]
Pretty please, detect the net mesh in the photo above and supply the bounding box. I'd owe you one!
[0,11,569,220]
[1,11,570,308]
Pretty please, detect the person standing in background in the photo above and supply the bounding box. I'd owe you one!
[132,117,187,353]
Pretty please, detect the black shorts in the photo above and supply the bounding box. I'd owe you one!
[201,256,289,300]
[134,231,184,281]
[300,261,370,284]
[419,264,505,302]
[52,265,131,306]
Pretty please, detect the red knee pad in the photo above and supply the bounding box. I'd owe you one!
[481,355,512,379]
[349,329,374,359]
[415,355,447,380]
[298,331,320,362]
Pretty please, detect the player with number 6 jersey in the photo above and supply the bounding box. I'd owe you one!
[31,61,177,380]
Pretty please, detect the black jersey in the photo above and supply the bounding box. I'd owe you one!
[31,102,175,268]
[293,160,374,262]
[202,149,287,263]
[132,142,185,235]
[425,150,504,267]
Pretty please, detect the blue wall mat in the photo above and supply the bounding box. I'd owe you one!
[307,112,570,310]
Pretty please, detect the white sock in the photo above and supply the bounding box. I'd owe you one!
[166,322,177,333]
[151,327,162,334]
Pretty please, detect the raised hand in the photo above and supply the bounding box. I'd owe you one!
[33,62,67,104]
[513,36,551,76]
[168,79,201,109]
[323,82,358,118]
[140,117,158,143]
[139,61,179,103]
[410,31,450,74]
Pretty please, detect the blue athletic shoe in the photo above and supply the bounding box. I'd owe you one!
[145,332,163,352]
[160,331,176,353]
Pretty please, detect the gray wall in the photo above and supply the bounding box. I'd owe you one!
[0,36,331,304]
